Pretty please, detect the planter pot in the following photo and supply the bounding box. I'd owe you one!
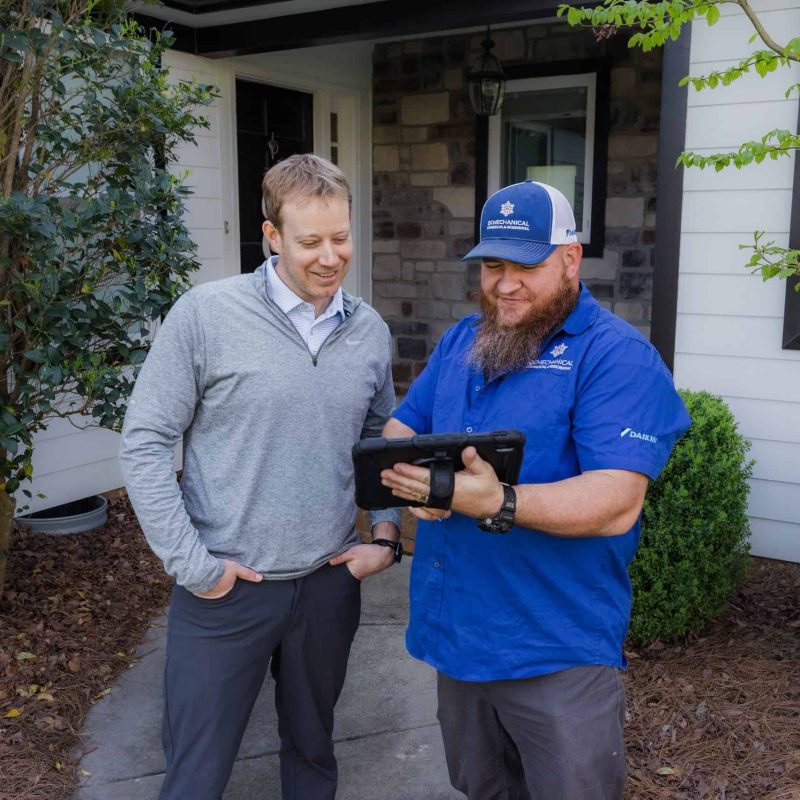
[15,495,108,535]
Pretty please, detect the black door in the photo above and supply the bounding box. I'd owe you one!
[236,79,314,273]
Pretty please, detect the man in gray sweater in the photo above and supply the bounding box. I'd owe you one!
[119,154,401,800]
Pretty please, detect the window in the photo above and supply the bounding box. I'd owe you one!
[481,63,608,257]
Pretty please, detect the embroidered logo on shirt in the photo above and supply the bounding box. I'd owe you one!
[620,428,658,444]
[500,201,515,217]
[525,342,574,371]
[345,336,364,346]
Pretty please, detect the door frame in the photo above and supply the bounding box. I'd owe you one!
[216,58,371,299]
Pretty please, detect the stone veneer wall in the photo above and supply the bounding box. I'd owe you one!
[371,22,662,393]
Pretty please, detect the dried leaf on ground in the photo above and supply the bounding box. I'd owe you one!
[1,501,798,800]
[0,498,172,800]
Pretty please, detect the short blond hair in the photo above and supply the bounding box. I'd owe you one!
[261,154,352,230]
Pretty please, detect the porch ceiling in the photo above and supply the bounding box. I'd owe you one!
[160,0,284,14]
[134,0,566,57]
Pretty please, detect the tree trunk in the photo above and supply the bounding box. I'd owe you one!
[0,490,14,599]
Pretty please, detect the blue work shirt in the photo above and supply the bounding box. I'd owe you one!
[393,283,691,681]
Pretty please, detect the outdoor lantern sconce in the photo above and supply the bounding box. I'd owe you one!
[467,31,506,117]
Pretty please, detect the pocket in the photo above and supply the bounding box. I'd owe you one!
[188,578,242,605]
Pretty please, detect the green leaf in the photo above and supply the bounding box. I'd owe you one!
[15,652,36,661]
[0,0,208,463]
[566,6,584,25]
[706,5,720,25]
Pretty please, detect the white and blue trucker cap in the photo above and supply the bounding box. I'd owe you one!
[463,180,578,265]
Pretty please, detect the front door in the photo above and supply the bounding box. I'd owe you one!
[235,79,314,273]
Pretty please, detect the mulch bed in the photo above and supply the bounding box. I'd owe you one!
[0,498,172,800]
[623,558,800,799]
[0,498,798,800]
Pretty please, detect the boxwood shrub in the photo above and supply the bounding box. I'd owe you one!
[628,389,753,645]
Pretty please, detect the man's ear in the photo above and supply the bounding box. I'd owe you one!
[562,242,582,281]
[262,220,281,253]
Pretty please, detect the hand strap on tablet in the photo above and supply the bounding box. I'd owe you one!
[425,458,455,510]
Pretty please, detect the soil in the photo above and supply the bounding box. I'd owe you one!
[0,498,798,800]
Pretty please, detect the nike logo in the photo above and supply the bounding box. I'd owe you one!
[346,337,363,346]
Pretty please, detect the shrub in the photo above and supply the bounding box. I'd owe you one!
[628,389,753,645]
[0,1,215,595]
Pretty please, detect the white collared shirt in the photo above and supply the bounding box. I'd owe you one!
[265,256,344,356]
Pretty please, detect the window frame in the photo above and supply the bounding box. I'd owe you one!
[476,59,610,259]
[782,101,800,350]
[488,72,597,242]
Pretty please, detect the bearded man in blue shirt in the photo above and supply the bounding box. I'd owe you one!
[381,181,691,800]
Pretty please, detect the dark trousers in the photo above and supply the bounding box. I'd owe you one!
[437,665,626,800]
[158,563,361,800]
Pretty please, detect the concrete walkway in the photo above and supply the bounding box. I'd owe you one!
[74,559,461,800]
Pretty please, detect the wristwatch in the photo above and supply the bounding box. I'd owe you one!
[372,538,403,563]
[477,484,516,534]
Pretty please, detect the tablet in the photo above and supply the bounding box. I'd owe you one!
[352,429,526,510]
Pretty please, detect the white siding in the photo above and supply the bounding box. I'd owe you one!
[674,0,800,561]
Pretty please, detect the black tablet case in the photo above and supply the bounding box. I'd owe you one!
[352,430,526,510]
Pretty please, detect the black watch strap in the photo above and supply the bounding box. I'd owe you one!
[372,538,403,563]
[477,484,516,534]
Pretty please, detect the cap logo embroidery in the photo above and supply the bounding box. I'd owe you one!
[500,201,515,217]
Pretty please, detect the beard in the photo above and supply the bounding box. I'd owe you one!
[467,274,579,378]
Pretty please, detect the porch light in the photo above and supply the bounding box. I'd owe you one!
[467,33,506,117]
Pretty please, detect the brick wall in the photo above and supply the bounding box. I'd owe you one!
[371,23,663,393]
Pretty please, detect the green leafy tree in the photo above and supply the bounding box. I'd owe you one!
[559,0,800,287]
[0,0,215,594]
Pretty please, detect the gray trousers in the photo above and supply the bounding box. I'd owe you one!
[437,665,626,800]
[158,563,361,800]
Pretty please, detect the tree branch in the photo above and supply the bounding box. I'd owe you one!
[736,0,799,61]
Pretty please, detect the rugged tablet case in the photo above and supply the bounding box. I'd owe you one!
[352,429,526,510]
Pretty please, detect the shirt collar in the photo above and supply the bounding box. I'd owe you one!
[265,255,344,320]
[561,282,599,336]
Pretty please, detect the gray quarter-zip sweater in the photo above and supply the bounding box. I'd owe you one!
[119,263,398,593]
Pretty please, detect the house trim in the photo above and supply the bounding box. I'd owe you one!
[135,0,566,57]
[650,32,692,373]
[782,101,800,350]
